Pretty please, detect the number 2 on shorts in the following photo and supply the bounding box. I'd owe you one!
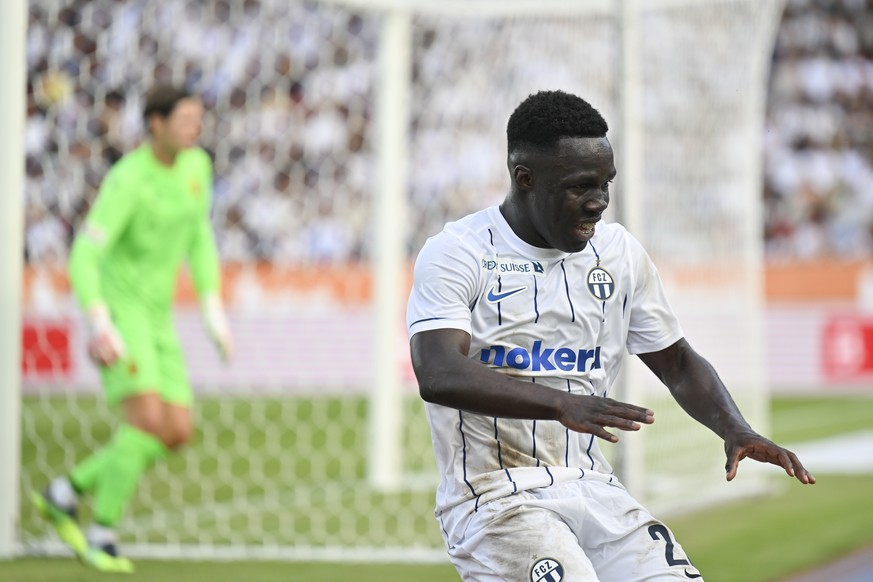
[647,523,690,567]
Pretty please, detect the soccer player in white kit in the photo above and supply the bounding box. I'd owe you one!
[406,90,815,582]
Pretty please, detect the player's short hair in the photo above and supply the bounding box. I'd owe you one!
[143,85,194,130]
[507,90,608,152]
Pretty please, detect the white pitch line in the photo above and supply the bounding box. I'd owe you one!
[760,430,873,475]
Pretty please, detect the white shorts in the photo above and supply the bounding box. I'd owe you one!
[442,479,703,582]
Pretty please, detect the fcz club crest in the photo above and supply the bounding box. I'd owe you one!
[531,558,564,582]
[586,266,615,300]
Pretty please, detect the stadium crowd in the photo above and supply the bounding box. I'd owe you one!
[764,0,873,260]
[22,0,873,265]
[25,0,380,265]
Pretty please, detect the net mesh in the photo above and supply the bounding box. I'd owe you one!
[621,2,781,514]
[21,0,779,559]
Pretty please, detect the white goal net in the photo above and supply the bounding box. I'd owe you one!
[15,0,782,561]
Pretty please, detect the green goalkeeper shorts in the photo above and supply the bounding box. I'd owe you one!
[99,301,193,408]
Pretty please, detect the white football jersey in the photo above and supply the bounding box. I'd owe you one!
[407,205,683,517]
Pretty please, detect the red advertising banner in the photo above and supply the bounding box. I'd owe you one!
[21,320,73,380]
[822,316,873,381]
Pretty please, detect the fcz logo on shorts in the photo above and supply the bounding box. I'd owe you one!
[531,558,564,582]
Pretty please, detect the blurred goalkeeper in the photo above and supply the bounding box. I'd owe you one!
[32,85,233,574]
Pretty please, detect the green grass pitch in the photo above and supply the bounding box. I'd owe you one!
[3,394,872,581]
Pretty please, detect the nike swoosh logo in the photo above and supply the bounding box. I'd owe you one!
[486,286,527,303]
[684,568,701,579]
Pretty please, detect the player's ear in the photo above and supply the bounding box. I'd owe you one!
[513,165,532,191]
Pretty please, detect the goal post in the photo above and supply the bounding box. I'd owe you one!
[610,0,785,514]
[615,0,785,515]
[15,0,783,562]
[368,8,412,491]
[0,0,26,561]
[364,0,785,512]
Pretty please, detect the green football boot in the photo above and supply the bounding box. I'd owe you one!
[81,545,135,574]
[30,488,88,557]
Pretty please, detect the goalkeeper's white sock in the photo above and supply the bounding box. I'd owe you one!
[47,476,78,514]
[86,523,119,555]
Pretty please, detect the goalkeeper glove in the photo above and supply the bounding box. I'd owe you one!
[85,304,126,367]
[201,293,233,361]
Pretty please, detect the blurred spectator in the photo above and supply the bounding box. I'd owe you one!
[24,0,379,265]
[25,0,869,266]
[764,0,873,260]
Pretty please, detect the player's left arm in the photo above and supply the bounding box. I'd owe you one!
[187,151,233,360]
[637,339,815,485]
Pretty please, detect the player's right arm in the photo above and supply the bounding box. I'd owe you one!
[410,328,653,441]
[68,166,139,366]
[407,231,653,442]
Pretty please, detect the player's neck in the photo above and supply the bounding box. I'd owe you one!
[499,198,536,246]
[150,141,179,166]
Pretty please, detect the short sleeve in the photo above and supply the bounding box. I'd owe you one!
[406,231,481,338]
[625,236,684,355]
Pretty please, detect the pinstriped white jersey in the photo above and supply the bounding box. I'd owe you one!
[406,205,683,517]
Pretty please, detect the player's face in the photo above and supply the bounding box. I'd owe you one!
[520,136,615,253]
[153,98,203,152]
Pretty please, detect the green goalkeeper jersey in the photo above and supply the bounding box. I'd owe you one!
[69,144,220,313]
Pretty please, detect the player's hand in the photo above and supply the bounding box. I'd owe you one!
[556,394,654,442]
[201,293,234,362]
[85,304,126,367]
[724,430,816,485]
